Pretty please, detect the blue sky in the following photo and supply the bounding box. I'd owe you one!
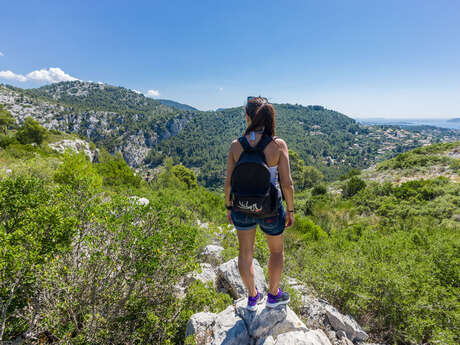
[1,0,459,118]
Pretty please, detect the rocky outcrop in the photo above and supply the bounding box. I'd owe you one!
[48,139,98,162]
[324,304,368,342]
[0,84,194,167]
[185,296,328,345]
[184,253,373,345]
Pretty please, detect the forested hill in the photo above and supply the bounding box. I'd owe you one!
[153,104,364,185]
[153,103,460,187]
[1,81,459,189]
[156,99,198,111]
[0,81,197,166]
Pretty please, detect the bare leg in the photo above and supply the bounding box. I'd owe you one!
[265,233,284,295]
[237,228,257,297]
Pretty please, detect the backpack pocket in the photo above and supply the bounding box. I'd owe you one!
[231,189,278,218]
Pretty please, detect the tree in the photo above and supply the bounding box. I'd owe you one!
[14,117,48,145]
[342,176,366,198]
[0,105,15,134]
[288,150,323,190]
[171,164,198,189]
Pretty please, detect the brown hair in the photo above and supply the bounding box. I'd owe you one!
[244,97,276,137]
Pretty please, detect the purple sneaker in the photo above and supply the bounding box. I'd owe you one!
[266,288,290,308]
[247,289,263,311]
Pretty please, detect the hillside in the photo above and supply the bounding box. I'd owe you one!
[1,81,459,189]
[155,104,460,187]
[0,81,196,166]
[157,98,198,111]
[1,116,458,344]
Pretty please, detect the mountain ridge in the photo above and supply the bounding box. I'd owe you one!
[1,80,459,188]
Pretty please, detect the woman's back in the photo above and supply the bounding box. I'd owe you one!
[231,133,281,167]
[229,133,291,197]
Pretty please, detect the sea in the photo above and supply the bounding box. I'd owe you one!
[355,118,460,130]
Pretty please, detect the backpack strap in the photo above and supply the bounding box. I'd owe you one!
[238,136,253,152]
[255,134,274,152]
[238,134,274,152]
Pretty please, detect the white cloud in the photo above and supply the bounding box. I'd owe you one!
[26,67,78,83]
[0,52,4,57]
[132,89,141,94]
[146,89,160,97]
[0,70,27,82]
[0,67,78,83]
[218,87,224,91]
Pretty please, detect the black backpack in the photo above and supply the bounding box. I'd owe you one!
[230,134,282,218]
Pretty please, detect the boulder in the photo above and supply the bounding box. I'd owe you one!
[324,304,368,342]
[235,296,308,339]
[211,305,250,345]
[275,329,331,345]
[216,257,267,299]
[256,336,276,345]
[128,196,150,206]
[185,312,216,345]
[186,297,319,345]
[190,263,217,286]
[201,245,224,266]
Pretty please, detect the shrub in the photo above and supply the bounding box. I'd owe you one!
[0,134,16,148]
[292,216,328,241]
[95,151,141,187]
[339,168,361,180]
[15,117,48,145]
[0,175,77,340]
[342,176,366,198]
[312,184,327,196]
[171,164,198,189]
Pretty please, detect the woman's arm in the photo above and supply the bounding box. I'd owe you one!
[276,138,295,213]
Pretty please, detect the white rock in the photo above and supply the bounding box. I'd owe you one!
[201,245,224,266]
[211,305,250,345]
[256,335,276,345]
[217,257,268,299]
[128,196,150,206]
[339,337,354,345]
[185,312,216,345]
[235,296,308,339]
[48,139,97,162]
[275,329,332,345]
[189,263,217,286]
[324,304,368,342]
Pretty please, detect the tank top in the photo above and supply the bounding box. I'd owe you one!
[268,165,282,199]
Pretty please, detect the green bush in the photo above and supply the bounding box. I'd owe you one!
[342,176,366,198]
[339,168,361,180]
[95,151,141,187]
[14,117,48,145]
[0,175,77,340]
[171,164,198,189]
[311,184,327,196]
[0,134,17,148]
[291,216,328,242]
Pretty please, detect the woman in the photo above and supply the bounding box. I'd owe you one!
[224,96,295,311]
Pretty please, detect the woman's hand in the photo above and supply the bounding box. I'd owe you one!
[227,209,233,224]
[285,212,294,228]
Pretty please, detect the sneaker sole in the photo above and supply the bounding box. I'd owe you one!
[266,297,290,308]
[246,304,258,311]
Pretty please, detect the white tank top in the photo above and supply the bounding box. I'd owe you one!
[268,165,282,198]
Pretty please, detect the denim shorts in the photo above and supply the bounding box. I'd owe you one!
[231,203,286,236]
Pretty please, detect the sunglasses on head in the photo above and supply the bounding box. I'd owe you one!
[247,96,268,103]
